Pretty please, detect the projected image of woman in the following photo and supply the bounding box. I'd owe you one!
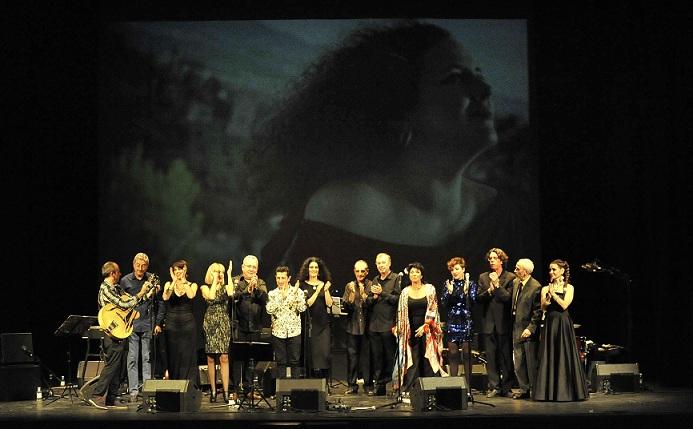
[253,20,532,285]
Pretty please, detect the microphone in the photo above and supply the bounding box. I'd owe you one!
[398,271,404,278]
[21,345,34,358]
[581,259,602,272]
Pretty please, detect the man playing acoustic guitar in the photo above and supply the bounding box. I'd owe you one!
[80,261,154,409]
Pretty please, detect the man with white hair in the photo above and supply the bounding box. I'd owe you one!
[510,258,542,399]
[231,255,268,398]
[122,252,164,402]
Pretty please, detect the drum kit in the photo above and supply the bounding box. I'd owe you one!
[574,323,596,371]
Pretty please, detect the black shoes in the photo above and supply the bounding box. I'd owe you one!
[210,390,217,403]
[368,386,386,396]
[87,395,108,410]
[487,389,517,398]
[512,391,530,399]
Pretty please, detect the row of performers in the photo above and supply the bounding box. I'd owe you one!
[80,249,588,409]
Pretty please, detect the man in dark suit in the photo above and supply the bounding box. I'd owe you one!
[477,247,515,398]
[510,258,542,399]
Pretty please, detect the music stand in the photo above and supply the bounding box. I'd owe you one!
[327,297,348,391]
[48,315,99,405]
[231,340,274,410]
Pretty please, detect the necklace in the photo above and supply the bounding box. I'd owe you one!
[175,281,187,296]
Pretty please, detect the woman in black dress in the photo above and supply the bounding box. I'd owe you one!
[162,260,200,386]
[297,256,333,380]
[394,262,445,393]
[532,259,588,401]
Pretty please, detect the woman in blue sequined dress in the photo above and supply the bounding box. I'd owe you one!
[440,256,478,391]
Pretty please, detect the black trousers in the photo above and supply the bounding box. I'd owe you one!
[272,335,302,379]
[346,332,372,389]
[92,335,127,403]
[402,335,435,392]
[483,331,513,392]
[369,330,396,388]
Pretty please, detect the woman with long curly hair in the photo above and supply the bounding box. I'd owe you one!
[296,256,333,380]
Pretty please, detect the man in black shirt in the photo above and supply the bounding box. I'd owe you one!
[231,255,268,397]
[366,253,401,396]
[342,260,373,394]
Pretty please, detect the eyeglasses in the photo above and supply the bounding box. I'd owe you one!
[354,269,368,273]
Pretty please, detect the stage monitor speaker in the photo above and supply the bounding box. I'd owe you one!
[141,379,201,412]
[275,378,326,411]
[77,360,104,386]
[459,363,488,392]
[591,362,641,393]
[255,360,277,396]
[410,376,468,411]
[198,364,222,385]
[0,364,41,401]
[0,333,35,364]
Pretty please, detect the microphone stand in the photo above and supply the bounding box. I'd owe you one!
[149,276,158,384]
[375,273,405,409]
[303,285,311,379]
[580,259,633,360]
[30,349,65,404]
[463,277,494,408]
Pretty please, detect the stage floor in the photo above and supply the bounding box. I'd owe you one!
[2,383,692,429]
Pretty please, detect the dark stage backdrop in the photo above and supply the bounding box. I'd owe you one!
[10,1,691,389]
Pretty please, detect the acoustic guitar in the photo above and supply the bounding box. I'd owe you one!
[98,274,159,339]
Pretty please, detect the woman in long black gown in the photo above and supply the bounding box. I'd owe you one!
[532,259,588,401]
[297,256,333,380]
[162,259,200,386]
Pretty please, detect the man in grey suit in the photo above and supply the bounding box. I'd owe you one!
[510,258,542,399]
[478,248,515,398]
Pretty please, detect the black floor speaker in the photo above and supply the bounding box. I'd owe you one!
[459,363,488,392]
[590,362,641,393]
[255,360,277,396]
[0,333,35,364]
[410,376,468,411]
[275,378,326,411]
[141,379,201,412]
[0,364,41,401]
[197,364,222,386]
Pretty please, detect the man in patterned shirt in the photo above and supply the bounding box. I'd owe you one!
[266,266,306,379]
[80,261,153,409]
